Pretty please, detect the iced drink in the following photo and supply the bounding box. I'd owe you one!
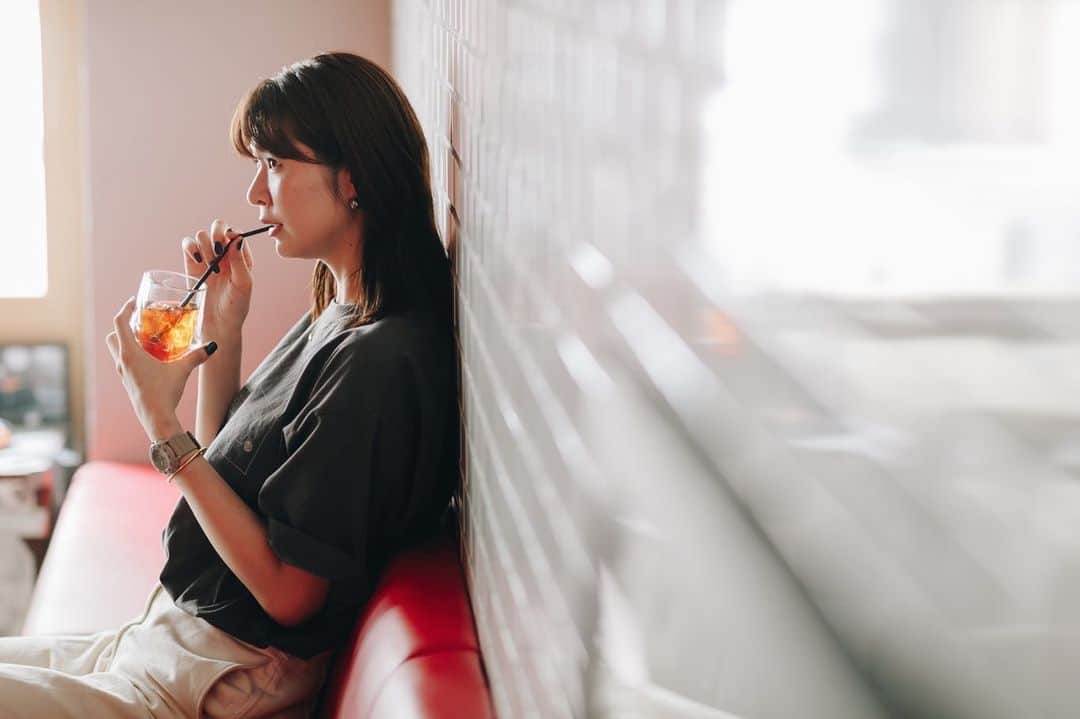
[131,270,205,362]
[136,302,199,361]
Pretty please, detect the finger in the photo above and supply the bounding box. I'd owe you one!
[105,331,119,361]
[210,219,231,249]
[228,228,254,283]
[194,230,221,275]
[212,220,236,274]
[240,233,255,272]
[112,298,138,354]
[216,226,242,276]
[105,332,124,375]
[181,236,205,276]
[183,340,219,372]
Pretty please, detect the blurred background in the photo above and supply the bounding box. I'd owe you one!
[4,0,1080,716]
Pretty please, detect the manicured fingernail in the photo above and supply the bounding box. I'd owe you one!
[205,341,218,356]
[212,264,220,273]
[214,241,223,256]
[193,251,203,263]
[236,238,244,251]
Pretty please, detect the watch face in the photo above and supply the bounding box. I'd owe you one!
[150,443,172,472]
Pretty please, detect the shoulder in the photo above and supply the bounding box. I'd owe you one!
[311,310,453,403]
[332,310,452,368]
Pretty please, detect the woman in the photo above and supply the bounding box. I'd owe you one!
[0,52,459,718]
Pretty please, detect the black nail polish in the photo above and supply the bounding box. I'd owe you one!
[193,251,203,263]
[205,341,218,356]
[236,238,244,251]
[214,241,223,256]
[212,264,220,273]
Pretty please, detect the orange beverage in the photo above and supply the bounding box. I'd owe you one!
[136,302,199,361]
[132,270,205,362]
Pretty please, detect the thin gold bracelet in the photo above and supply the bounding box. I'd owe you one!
[167,447,207,483]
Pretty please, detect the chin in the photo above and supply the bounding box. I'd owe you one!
[274,236,317,261]
[273,237,299,259]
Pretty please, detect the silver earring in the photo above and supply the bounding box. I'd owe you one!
[348,198,359,210]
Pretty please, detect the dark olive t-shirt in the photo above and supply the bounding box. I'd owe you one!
[159,303,459,658]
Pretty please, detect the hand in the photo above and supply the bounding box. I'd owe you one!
[182,219,255,336]
[105,298,218,440]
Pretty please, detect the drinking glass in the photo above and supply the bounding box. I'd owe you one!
[130,271,205,362]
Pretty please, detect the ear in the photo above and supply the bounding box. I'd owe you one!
[336,166,357,203]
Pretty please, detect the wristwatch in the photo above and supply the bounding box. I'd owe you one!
[149,431,201,474]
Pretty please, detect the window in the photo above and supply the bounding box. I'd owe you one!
[703,0,1080,296]
[689,3,1080,714]
[0,1,47,298]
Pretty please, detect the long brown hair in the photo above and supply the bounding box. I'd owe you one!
[230,52,451,325]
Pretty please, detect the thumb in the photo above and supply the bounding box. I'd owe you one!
[241,237,255,273]
[185,340,219,370]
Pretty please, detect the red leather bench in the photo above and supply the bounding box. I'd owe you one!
[21,462,493,718]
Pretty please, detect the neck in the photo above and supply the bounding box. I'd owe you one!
[330,266,362,305]
[322,215,365,304]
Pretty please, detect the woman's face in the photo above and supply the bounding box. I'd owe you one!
[246,140,356,262]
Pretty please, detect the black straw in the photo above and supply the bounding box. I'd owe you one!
[180,226,273,307]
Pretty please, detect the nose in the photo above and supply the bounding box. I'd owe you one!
[246,163,269,208]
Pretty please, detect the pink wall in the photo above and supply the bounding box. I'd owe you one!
[84,1,389,462]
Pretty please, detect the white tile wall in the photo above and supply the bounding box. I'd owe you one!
[392,2,885,717]
[390,1,1080,717]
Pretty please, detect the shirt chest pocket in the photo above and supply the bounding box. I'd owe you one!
[217,381,289,477]
[211,342,313,478]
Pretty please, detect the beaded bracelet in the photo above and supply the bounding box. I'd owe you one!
[167,447,207,483]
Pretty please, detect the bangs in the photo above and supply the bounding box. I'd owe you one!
[230,80,311,161]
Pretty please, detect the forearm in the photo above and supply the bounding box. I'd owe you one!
[170,451,320,625]
[151,413,327,626]
[195,328,242,447]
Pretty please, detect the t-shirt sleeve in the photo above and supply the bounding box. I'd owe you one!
[257,351,420,581]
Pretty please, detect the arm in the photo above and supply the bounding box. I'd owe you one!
[182,220,255,446]
[194,330,242,447]
[108,239,328,625]
[155,419,331,627]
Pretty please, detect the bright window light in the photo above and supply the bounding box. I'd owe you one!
[0,2,47,299]
[704,0,1080,298]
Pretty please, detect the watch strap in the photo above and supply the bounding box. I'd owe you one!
[167,446,207,483]
[150,431,201,474]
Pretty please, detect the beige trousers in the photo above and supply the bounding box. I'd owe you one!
[0,584,332,719]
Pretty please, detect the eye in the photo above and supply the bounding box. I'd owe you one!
[265,157,279,170]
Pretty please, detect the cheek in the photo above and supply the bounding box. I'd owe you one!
[295,181,342,224]
[267,175,284,204]
[274,172,341,228]
[296,176,336,205]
